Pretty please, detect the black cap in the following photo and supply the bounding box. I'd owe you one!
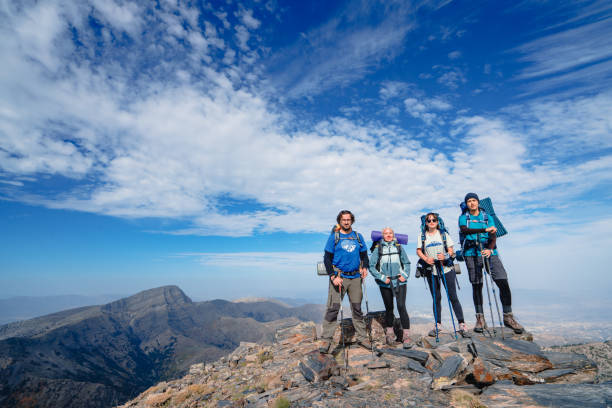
[464,192,479,204]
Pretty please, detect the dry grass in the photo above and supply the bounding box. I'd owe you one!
[187,383,214,395]
[144,391,172,407]
[171,390,191,405]
[450,389,487,408]
[258,349,273,364]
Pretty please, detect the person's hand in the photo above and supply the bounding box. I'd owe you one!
[425,257,435,265]
[360,267,368,278]
[482,249,492,258]
[436,253,445,261]
[485,226,497,234]
[332,275,343,287]
[385,277,391,284]
[448,248,455,257]
[398,276,406,282]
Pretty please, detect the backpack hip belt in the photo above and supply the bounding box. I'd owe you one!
[333,266,360,277]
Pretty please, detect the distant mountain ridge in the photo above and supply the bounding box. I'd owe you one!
[0,286,325,408]
[0,294,124,325]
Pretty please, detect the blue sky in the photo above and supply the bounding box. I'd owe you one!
[1,0,611,304]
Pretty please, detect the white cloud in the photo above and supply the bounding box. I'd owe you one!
[448,50,461,59]
[237,9,261,30]
[403,96,452,124]
[235,25,251,51]
[436,67,467,89]
[379,81,410,100]
[91,0,142,36]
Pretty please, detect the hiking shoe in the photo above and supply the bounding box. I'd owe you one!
[385,327,396,345]
[428,324,443,337]
[318,339,332,354]
[474,313,487,333]
[357,338,373,350]
[457,322,471,338]
[402,329,412,349]
[503,313,525,334]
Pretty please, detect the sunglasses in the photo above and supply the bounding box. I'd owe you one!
[426,218,438,223]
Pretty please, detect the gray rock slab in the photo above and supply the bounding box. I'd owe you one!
[543,351,596,370]
[375,347,429,365]
[538,368,576,382]
[405,358,431,374]
[470,337,552,373]
[299,351,338,382]
[481,381,612,408]
[433,355,465,380]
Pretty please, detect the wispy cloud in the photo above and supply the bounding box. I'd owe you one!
[185,252,320,270]
[268,0,453,98]
[513,14,612,95]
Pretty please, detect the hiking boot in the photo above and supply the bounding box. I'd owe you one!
[318,339,332,354]
[357,338,373,350]
[457,322,471,338]
[474,313,487,333]
[402,329,412,349]
[428,324,443,337]
[385,327,395,345]
[504,313,525,334]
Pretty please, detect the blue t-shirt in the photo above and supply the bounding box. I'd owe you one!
[324,231,366,278]
[458,212,498,256]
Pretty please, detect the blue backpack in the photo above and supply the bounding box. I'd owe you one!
[458,202,489,255]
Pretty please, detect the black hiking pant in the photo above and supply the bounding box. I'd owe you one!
[465,255,512,314]
[425,270,465,324]
[379,283,410,329]
[471,280,512,314]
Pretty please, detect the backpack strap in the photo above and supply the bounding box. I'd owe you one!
[375,240,404,272]
[334,230,363,247]
[395,242,404,269]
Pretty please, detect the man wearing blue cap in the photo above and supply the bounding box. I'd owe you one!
[459,193,524,334]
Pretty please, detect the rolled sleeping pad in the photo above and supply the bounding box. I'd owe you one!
[371,231,408,245]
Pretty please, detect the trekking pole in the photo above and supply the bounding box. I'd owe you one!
[338,280,348,372]
[428,269,439,343]
[361,277,376,359]
[437,261,458,340]
[483,255,505,340]
[477,239,497,337]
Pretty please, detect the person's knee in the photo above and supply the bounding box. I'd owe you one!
[324,303,340,322]
[351,303,363,319]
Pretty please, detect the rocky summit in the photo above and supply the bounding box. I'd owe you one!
[118,313,612,408]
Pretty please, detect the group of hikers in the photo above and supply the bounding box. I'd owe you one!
[319,193,524,354]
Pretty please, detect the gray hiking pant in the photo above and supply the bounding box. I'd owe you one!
[465,255,507,284]
[321,276,367,341]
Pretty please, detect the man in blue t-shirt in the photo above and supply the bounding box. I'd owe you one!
[319,210,371,353]
[459,193,524,334]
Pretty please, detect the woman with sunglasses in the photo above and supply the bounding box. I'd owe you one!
[416,213,467,336]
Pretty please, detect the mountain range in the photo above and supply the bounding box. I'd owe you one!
[0,286,325,408]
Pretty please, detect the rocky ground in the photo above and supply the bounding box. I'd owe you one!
[118,313,612,408]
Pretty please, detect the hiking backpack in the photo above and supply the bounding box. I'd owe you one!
[416,213,458,277]
[369,240,404,272]
[316,225,365,276]
[458,202,489,256]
